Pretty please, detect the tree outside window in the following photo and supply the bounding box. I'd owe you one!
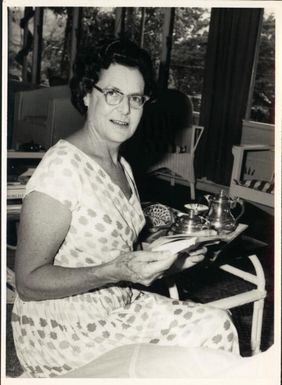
[249,10,275,124]
[169,8,211,113]
[41,8,68,86]
[8,6,274,125]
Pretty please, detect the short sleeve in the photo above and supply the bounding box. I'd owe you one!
[23,144,82,211]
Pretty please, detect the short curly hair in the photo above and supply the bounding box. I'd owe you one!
[70,38,155,115]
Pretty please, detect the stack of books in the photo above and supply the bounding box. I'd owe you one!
[7,167,36,215]
[7,182,25,214]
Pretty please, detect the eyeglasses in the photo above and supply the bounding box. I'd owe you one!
[93,85,149,109]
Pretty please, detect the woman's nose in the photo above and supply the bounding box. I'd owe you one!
[117,95,131,114]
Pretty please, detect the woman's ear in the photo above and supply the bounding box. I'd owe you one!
[83,94,90,107]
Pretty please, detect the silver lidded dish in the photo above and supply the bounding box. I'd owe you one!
[169,210,210,235]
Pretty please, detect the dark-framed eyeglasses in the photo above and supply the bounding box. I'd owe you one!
[93,85,150,109]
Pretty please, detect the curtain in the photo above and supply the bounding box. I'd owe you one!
[196,8,263,185]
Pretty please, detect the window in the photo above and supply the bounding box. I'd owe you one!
[248,10,275,124]
[80,7,115,50]
[169,8,211,113]
[8,7,33,81]
[113,8,165,80]
[41,8,68,85]
[8,7,69,85]
[139,8,164,77]
[9,6,272,123]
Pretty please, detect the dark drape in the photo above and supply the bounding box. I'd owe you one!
[122,89,193,181]
[196,8,263,185]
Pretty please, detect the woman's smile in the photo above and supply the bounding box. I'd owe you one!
[110,118,129,127]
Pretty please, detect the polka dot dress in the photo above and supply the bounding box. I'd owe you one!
[12,140,240,378]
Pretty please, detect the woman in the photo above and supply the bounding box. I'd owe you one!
[12,39,239,378]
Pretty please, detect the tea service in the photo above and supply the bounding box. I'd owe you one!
[143,190,245,236]
[173,190,245,235]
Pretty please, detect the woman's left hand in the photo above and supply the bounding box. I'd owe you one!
[179,246,207,269]
[163,247,207,277]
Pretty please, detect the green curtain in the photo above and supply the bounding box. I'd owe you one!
[196,8,263,185]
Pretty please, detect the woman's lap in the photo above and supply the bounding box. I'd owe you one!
[12,290,239,377]
[109,291,239,353]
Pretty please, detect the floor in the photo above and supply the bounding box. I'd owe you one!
[5,175,275,377]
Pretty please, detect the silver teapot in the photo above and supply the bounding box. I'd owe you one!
[169,210,210,235]
[204,190,244,234]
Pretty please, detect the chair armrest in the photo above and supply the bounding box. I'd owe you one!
[233,144,274,151]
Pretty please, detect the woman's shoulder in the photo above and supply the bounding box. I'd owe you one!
[45,139,77,157]
[27,139,85,186]
[40,139,85,167]
[24,139,83,209]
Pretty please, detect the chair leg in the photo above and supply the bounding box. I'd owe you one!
[165,277,179,299]
[250,298,265,355]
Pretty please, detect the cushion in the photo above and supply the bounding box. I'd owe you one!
[234,179,274,194]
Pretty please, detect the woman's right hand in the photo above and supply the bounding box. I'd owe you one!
[15,191,178,300]
[112,250,178,286]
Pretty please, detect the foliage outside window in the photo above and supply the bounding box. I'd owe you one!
[8,6,275,125]
[8,7,33,81]
[79,8,115,50]
[79,8,164,85]
[138,8,164,77]
[112,8,210,110]
[169,8,211,112]
[249,10,275,124]
[43,7,116,85]
[41,8,68,86]
[8,7,68,85]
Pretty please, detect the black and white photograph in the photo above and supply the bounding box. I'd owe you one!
[1,1,281,383]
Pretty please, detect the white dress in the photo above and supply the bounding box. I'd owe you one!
[12,139,239,377]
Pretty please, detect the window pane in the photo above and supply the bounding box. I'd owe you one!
[141,8,164,77]
[8,7,33,81]
[41,8,68,86]
[169,8,211,113]
[250,10,275,124]
[119,8,164,80]
[80,7,115,50]
[112,8,164,83]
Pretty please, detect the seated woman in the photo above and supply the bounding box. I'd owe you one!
[12,38,239,378]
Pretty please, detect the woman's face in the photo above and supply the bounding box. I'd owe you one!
[84,63,145,145]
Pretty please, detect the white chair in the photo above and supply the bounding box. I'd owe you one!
[148,125,204,200]
[12,85,85,150]
[229,144,274,208]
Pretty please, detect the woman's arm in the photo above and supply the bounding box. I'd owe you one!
[15,191,177,301]
[15,191,119,301]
